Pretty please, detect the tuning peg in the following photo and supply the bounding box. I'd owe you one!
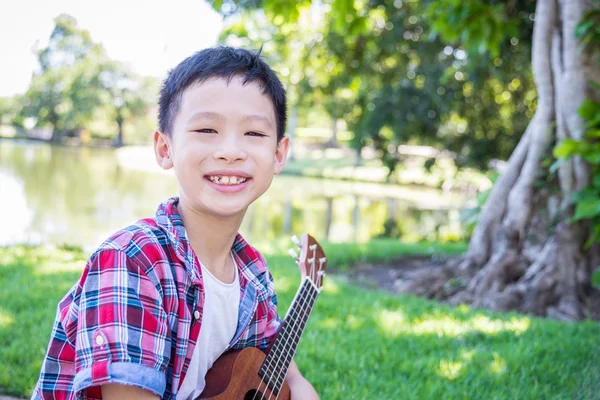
[319,257,327,263]
[291,235,301,246]
[287,248,299,262]
[309,244,317,251]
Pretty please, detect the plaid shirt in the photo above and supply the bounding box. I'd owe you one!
[32,197,282,400]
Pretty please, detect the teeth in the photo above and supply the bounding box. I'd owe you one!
[208,176,247,185]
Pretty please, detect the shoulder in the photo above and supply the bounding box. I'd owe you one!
[86,218,175,274]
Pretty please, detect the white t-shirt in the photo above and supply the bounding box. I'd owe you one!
[177,253,240,400]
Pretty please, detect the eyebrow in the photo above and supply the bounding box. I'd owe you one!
[242,114,273,127]
[188,111,226,122]
[187,111,273,127]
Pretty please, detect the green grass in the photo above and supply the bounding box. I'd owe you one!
[1,242,599,399]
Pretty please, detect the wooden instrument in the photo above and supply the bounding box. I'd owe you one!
[198,234,327,400]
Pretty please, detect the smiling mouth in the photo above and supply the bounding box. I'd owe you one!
[206,175,249,185]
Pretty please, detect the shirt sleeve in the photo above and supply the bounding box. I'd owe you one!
[72,247,171,398]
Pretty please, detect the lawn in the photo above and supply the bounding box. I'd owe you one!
[1,241,599,399]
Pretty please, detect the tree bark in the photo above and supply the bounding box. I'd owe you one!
[116,117,124,147]
[328,118,339,147]
[407,0,600,321]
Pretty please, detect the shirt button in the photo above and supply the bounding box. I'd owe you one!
[194,310,201,320]
[95,335,105,346]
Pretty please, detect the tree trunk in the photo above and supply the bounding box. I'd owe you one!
[116,117,124,147]
[327,118,339,147]
[49,111,62,143]
[405,0,600,321]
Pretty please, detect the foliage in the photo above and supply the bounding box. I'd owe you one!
[99,62,158,146]
[19,14,108,141]
[459,171,499,236]
[210,0,537,173]
[0,97,17,126]
[17,13,156,145]
[2,243,600,399]
[552,6,600,250]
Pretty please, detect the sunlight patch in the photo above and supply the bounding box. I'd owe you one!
[437,360,463,380]
[490,352,507,375]
[406,314,531,337]
[471,315,530,335]
[322,279,340,294]
[0,309,15,328]
[346,314,364,330]
[319,317,341,329]
[376,309,406,335]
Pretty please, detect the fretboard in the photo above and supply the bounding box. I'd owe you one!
[258,277,319,394]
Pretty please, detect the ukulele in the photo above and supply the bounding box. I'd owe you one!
[197,234,327,400]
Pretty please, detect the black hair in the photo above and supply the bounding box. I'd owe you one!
[158,46,287,141]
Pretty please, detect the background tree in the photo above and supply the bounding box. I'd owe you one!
[212,0,536,173]
[20,14,108,142]
[0,96,19,127]
[418,0,600,321]
[210,0,600,320]
[100,63,157,146]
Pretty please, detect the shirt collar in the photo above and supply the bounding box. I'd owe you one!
[154,197,268,284]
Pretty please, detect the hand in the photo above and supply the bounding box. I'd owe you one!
[287,360,319,400]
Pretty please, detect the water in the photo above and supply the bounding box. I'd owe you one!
[0,140,471,250]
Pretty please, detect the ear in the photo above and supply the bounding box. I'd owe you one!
[154,130,173,170]
[273,136,289,175]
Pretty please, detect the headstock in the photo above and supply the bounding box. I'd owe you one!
[287,234,327,290]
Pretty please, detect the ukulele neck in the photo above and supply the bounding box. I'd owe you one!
[258,277,320,393]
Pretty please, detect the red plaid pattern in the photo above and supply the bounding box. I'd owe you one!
[31,197,282,400]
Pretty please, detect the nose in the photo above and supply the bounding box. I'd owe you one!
[213,133,248,163]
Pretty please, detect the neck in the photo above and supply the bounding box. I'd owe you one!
[177,195,244,277]
[259,278,320,395]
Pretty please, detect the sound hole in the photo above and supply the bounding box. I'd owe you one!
[244,389,265,400]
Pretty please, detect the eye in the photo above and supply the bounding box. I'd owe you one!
[246,131,267,137]
[194,128,217,134]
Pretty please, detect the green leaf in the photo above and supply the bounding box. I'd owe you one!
[553,139,583,159]
[212,0,224,11]
[592,268,600,288]
[573,198,600,221]
[586,129,600,139]
[575,20,595,38]
[583,151,600,164]
[578,100,600,120]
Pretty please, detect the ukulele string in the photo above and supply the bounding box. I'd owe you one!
[260,244,324,400]
[271,272,323,400]
[267,285,317,400]
[269,268,323,400]
[257,279,315,400]
[252,286,312,400]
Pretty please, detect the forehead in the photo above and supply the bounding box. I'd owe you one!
[176,76,276,125]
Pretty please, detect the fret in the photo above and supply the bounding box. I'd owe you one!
[258,277,319,393]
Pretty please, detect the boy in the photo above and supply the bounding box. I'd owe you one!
[32,46,319,400]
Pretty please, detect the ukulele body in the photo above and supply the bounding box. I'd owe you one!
[198,347,291,400]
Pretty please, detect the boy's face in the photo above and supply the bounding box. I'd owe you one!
[154,76,288,218]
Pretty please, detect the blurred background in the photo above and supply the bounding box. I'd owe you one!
[0,0,534,251]
[2,1,600,399]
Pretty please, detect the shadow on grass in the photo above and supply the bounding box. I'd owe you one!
[1,246,599,400]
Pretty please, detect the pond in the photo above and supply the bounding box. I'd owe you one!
[0,140,471,251]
